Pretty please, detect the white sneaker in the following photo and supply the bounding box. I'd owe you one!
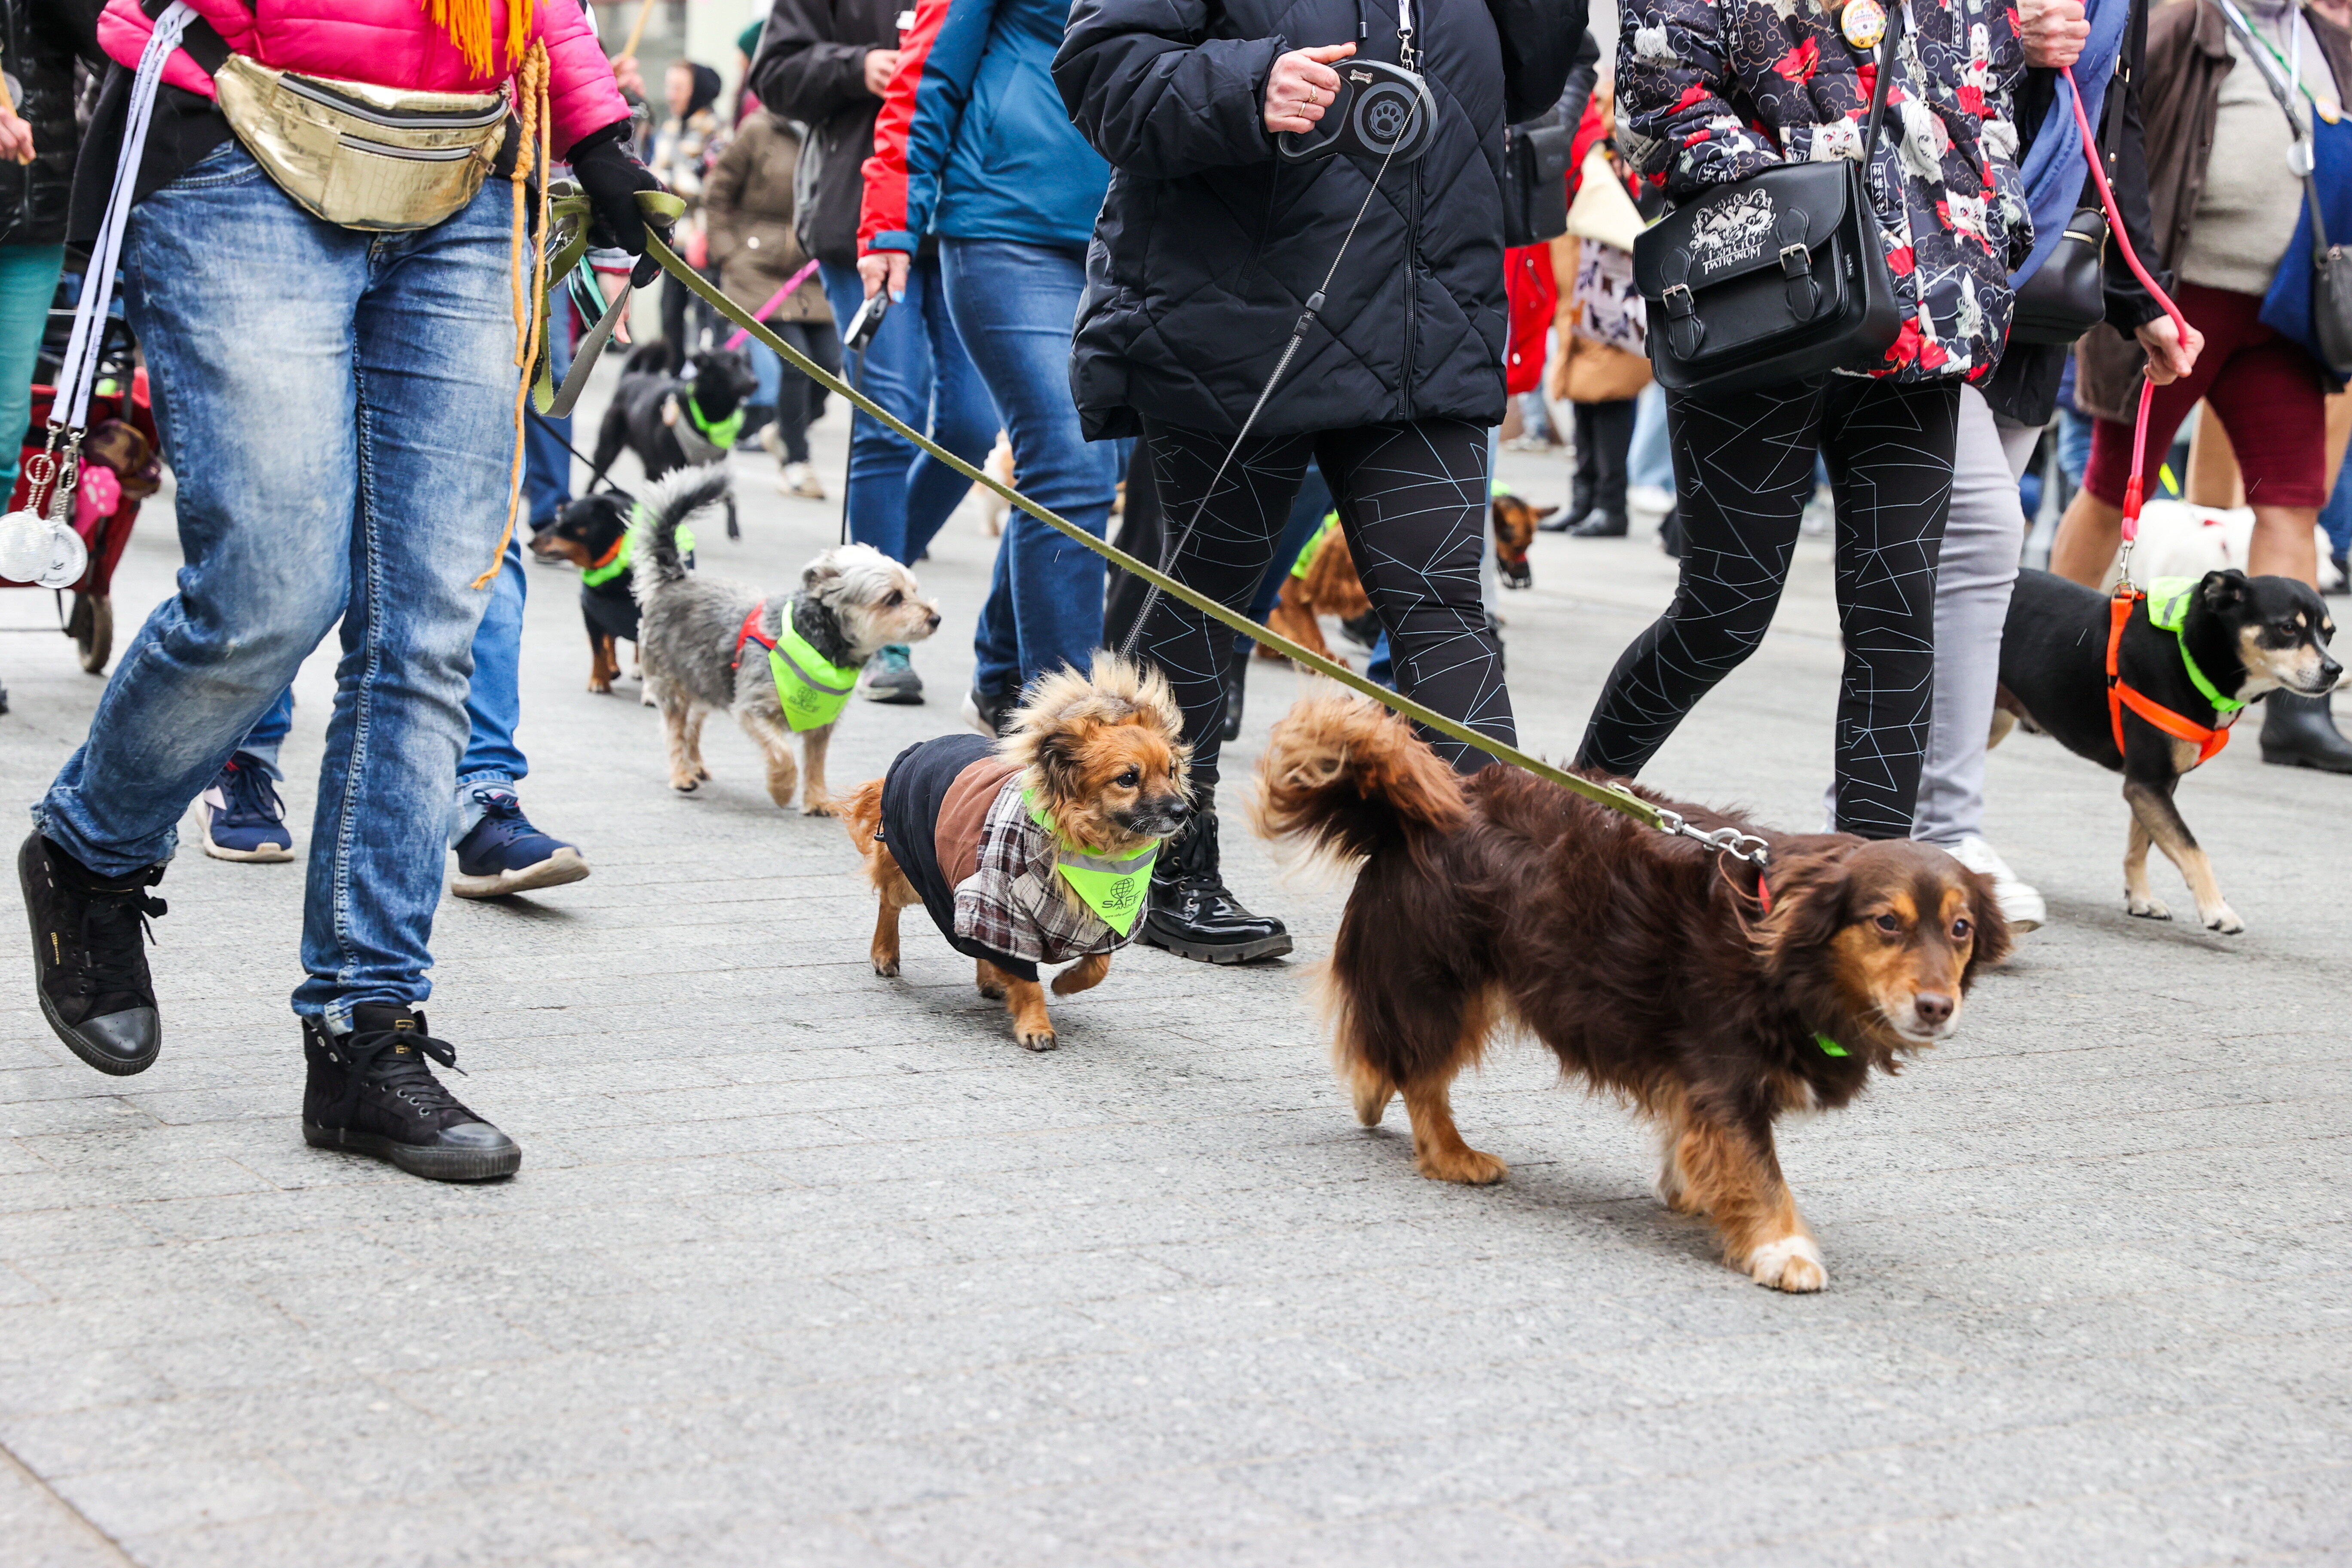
[1627,483,1675,516]
[778,461,826,500]
[1945,836,2046,933]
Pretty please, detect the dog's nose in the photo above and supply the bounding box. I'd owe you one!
[925,611,942,631]
[1162,797,1193,824]
[2321,658,2344,687]
[1912,992,1954,1028]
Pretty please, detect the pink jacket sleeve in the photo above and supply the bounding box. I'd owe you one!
[96,0,627,156]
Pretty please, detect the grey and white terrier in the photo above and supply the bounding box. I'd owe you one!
[632,465,941,815]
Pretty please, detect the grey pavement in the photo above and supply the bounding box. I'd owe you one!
[0,392,2346,1567]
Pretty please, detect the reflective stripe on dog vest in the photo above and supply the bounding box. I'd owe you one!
[1022,787,1159,936]
[578,518,693,589]
[733,604,858,731]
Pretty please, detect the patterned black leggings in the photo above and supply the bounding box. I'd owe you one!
[1576,377,1960,839]
[1133,417,1513,791]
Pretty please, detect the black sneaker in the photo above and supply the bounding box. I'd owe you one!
[1136,794,1292,964]
[19,831,165,1075]
[962,684,1017,739]
[301,1005,521,1182]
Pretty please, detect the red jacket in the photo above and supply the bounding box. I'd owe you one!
[97,0,628,155]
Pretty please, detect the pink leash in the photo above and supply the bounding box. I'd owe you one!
[722,258,822,351]
[2060,63,2190,580]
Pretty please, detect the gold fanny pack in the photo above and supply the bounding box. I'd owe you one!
[212,56,510,233]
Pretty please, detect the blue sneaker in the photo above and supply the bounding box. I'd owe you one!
[450,787,590,899]
[198,753,295,862]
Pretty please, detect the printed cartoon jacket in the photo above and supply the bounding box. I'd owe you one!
[1616,0,2032,381]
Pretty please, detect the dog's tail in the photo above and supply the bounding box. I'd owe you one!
[623,337,679,377]
[1253,694,1470,867]
[631,462,733,592]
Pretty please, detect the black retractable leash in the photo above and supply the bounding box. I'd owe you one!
[1113,47,1438,658]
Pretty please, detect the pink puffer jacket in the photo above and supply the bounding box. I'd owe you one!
[98,0,628,155]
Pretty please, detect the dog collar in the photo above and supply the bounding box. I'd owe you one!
[685,393,744,452]
[1023,786,1160,937]
[578,514,692,588]
[2144,576,2247,714]
[734,603,858,732]
[1813,1032,1848,1058]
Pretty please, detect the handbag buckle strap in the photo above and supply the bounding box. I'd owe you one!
[1661,282,1695,317]
[1778,242,1811,279]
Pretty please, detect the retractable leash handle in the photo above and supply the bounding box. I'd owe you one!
[2059,62,2190,588]
[1274,58,1439,166]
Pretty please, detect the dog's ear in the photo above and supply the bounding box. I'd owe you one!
[802,552,842,598]
[1755,843,1855,981]
[2199,569,2249,613]
[1029,722,1088,803]
[1534,504,1560,521]
[1959,868,2012,986]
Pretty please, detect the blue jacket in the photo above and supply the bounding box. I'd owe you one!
[861,0,1111,254]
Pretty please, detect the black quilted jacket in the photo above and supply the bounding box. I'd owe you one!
[1054,0,1583,441]
[1,0,99,248]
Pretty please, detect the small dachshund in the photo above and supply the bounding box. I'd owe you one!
[630,465,941,815]
[1996,567,2340,934]
[1256,696,2008,1293]
[842,656,1192,1050]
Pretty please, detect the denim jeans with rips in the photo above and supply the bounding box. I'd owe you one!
[34,143,521,1029]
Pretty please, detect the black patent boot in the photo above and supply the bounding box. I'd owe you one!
[2260,691,2352,774]
[303,1005,521,1182]
[1137,791,1292,964]
[19,831,165,1075]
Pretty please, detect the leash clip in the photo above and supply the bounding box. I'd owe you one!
[1654,809,1771,868]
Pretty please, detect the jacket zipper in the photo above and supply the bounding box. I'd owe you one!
[277,74,509,131]
[1401,171,1420,421]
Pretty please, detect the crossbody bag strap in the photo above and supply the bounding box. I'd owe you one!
[2211,0,2328,251]
[1859,0,1904,171]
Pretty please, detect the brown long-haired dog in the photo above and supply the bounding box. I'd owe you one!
[1255,696,2009,1292]
[841,655,1192,1050]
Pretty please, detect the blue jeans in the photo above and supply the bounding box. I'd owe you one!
[0,245,64,496]
[940,238,1116,695]
[239,525,528,842]
[818,252,995,564]
[521,295,577,527]
[2324,423,2352,557]
[1629,383,1674,492]
[35,144,520,1028]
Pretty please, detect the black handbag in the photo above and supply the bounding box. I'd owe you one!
[1632,6,1901,396]
[1503,120,1578,248]
[2009,70,2125,346]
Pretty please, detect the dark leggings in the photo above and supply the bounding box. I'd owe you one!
[1134,416,1511,791]
[1576,376,1960,839]
[764,318,839,464]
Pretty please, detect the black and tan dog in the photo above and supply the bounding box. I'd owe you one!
[1489,491,1554,589]
[529,492,653,694]
[593,339,757,539]
[1256,695,2007,1293]
[1996,568,2340,934]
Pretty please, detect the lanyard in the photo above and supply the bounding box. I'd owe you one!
[1395,0,1418,71]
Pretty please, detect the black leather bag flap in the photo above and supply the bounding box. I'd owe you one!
[1632,161,1856,299]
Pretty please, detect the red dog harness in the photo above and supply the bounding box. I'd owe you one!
[732,601,773,671]
[2106,588,2232,766]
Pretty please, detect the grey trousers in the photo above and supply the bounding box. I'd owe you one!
[1913,385,2043,846]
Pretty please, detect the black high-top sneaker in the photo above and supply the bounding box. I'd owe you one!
[302,1005,521,1182]
[1136,790,1292,964]
[19,831,165,1075]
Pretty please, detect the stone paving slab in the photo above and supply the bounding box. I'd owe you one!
[1,379,2347,1564]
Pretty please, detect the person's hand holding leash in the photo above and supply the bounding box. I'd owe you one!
[570,124,672,286]
[2136,314,2203,385]
[2017,0,2089,67]
[1264,42,1354,135]
[859,248,911,302]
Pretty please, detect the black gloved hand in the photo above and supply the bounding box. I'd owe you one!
[568,121,669,284]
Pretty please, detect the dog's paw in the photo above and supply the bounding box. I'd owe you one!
[802,799,837,818]
[2126,893,2171,921]
[1351,1075,1393,1128]
[1417,1146,1509,1185]
[669,775,701,794]
[976,978,1008,1001]
[2202,903,2245,935]
[588,680,613,695]
[872,956,900,978]
[1746,1234,1826,1293]
[696,763,712,781]
[1017,1026,1058,1052]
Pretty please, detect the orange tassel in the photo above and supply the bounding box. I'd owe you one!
[420,0,535,77]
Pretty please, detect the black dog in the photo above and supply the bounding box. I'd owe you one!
[592,339,756,538]
[529,490,691,695]
[1996,567,2340,934]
